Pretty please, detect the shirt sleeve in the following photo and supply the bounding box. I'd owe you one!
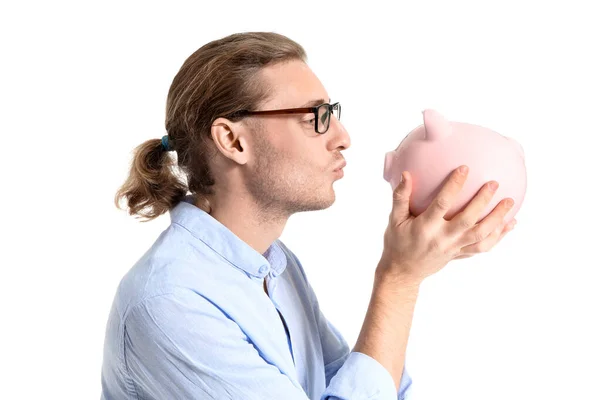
[123,288,311,400]
[299,262,414,400]
[124,285,412,400]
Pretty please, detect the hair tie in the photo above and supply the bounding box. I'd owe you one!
[161,135,171,151]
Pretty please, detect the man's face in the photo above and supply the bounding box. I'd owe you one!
[242,59,351,217]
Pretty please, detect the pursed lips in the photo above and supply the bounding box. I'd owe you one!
[333,160,346,171]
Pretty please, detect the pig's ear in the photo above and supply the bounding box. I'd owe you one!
[422,109,452,141]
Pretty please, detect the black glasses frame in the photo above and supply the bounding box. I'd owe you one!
[228,102,341,134]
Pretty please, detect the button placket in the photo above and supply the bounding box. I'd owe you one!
[265,275,294,365]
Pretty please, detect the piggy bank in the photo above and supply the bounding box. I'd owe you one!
[383,109,527,223]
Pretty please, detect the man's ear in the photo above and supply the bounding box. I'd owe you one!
[210,117,250,165]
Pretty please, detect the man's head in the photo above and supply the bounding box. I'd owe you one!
[115,32,350,221]
[210,59,350,218]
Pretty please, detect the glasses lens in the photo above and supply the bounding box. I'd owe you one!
[332,103,341,121]
[317,104,331,133]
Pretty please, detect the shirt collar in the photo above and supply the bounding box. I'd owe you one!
[169,195,288,279]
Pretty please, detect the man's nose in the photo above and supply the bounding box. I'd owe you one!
[327,116,351,150]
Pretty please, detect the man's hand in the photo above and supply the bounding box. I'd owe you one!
[378,165,517,284]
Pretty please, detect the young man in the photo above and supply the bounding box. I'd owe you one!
[101,32,516,399]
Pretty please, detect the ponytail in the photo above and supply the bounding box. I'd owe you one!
[114,138,188,221]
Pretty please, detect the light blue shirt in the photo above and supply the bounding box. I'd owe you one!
[101,195,413,399]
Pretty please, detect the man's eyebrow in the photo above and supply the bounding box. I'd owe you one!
[300,98,330,107]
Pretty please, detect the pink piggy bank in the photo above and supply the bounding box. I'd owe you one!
[383,109,527,223]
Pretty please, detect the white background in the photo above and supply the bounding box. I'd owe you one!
[1,1,599,399]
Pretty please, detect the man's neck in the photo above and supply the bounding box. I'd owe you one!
[196,193,289,256]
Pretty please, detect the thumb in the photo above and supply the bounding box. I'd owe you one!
[390,171,412,224]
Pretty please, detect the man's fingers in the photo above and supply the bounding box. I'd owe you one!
[456,199,514,248]
[450,180,499,231]
[422,166,469,221]
[457,218,516,256]
[390,171,412,224]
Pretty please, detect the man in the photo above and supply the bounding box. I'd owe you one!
[102,32,516,399]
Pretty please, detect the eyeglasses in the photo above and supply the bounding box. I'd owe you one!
[228,102,341,134]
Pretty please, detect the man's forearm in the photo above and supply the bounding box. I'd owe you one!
[353,260,421,392]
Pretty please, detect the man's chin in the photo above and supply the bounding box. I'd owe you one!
[294,194,336,213]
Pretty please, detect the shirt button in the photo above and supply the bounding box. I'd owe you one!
[258,265,268,275]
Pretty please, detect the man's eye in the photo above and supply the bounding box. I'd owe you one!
[303,118,315,124]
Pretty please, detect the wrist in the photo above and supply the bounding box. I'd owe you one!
[375,259,423,290]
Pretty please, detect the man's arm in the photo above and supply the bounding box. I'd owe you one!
[353,166,515,393]
[353,263,420,392]
[122,286,410,400]
[123,288,310,400]
[286,246,413,399]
